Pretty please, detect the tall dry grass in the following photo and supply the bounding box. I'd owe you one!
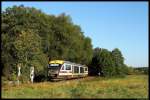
[2,75,148,98]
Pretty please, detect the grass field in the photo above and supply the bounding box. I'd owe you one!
[2,75,148,99]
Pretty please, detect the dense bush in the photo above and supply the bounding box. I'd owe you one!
[1,5,93,82]
[89,48,128,77]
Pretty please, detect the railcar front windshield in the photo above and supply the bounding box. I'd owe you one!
[48,63,62,69]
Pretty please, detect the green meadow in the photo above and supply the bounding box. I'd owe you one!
[2,75,148,99]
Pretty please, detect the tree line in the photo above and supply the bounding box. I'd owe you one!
[1,5,142,82]
[88,48,129,77]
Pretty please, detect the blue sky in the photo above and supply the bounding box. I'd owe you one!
[2,2,148,67]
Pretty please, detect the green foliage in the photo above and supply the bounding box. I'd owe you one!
[138,67,148,74]
[111,48,127,76]
[126,67,135,75]
[1,33,16,80]
[90,48,128,77]
[12,30,46,81]
[133,67,148,75]
[2,5,93,81]
[124,66,149,75]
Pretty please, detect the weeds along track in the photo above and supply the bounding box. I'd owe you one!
[2,75,148,98]
[49,76,89,82]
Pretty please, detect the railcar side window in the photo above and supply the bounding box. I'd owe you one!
[80,67,84,73]
[74,66,79,73]
[85,68,88,71]
[65,64,71,70]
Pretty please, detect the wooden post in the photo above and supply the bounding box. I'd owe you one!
[30,66,34,83]
[98,72,101,76]
[17,63,21,85]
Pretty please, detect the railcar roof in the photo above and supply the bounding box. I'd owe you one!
[49,60,64,64]
[49,60,87,67]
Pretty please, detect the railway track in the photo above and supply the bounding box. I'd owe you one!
[49,76,88,82]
